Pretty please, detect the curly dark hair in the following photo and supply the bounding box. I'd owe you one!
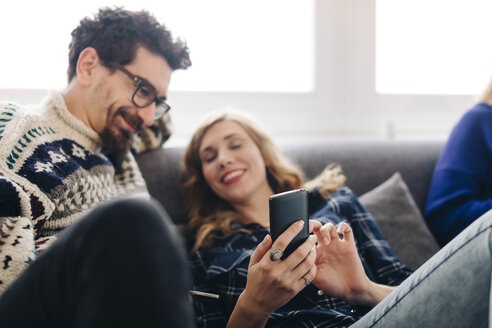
[67,7,191,82]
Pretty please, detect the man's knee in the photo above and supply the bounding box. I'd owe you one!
[89,197,170,229]
[77,197,180,251]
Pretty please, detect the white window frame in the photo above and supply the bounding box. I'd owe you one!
[0,0,478,146]
[351,0,477,139]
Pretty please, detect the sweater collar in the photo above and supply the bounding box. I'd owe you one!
[44,90,103,153]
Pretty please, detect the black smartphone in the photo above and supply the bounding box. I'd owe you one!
[269,189,309,260]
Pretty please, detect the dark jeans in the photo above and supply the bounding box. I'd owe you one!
[0,198,194,328]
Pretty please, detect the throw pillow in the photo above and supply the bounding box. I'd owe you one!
[359,172,440,270]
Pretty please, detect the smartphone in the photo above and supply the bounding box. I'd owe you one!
[269,189,309,260]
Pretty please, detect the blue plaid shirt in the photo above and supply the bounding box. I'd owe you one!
[189,187,413,327]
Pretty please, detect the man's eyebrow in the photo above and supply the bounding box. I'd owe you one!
[138,75,166,98]
[135,74,154,88]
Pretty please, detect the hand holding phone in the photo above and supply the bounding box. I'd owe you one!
[269,189,309,260]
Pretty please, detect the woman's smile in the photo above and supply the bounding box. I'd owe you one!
[221,169,246,185]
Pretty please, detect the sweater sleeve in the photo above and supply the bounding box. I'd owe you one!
[131,113,172,154]
[0,175,36,295]
[425,103,492,246]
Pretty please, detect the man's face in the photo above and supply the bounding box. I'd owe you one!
[90,47,172,165]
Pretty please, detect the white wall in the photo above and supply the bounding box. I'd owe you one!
[0,0,479,147]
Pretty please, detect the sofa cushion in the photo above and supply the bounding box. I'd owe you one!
[136,147,188,225]
[359,172,440,269]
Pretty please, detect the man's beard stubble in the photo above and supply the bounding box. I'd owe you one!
[101,107,142,172]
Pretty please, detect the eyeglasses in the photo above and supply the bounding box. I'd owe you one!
[109,62,170,120]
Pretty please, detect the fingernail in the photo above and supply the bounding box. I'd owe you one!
[298,220,305,228]
[264,235,270,243]
[323,237,330,245]
[310,234,317,242]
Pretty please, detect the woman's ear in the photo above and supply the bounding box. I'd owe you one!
[76,47,100,85]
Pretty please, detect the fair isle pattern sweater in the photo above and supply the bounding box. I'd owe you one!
[0,91,169,294]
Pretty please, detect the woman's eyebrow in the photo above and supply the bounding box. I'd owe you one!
[224,133,244,141]
[199,147,214,155]
[199,133,244,154]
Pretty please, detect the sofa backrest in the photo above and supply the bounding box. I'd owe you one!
[136,140,444,226]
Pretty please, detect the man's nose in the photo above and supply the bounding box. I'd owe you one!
[137,103,155,127]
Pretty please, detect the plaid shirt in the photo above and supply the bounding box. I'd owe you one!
[189,187,413,327]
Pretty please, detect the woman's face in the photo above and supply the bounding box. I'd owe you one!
[199,120,273,206]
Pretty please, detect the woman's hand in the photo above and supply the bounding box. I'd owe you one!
[310,221,393,307]
[227,220,317,328]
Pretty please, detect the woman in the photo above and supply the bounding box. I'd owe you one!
[425,81,492,246]
[183,110,491,327]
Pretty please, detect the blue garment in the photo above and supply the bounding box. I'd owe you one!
[425,102,492,246]
[189,187,412,327]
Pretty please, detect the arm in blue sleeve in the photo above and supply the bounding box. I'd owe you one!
[425,104,492,246]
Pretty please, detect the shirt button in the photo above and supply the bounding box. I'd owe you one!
[317,289,324,296]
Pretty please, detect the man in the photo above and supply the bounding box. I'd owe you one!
[0,7,194,327]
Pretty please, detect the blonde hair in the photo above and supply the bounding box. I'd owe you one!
[480,76,492,105]
[182,110,345,250]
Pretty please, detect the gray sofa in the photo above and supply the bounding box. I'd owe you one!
[136,139,444,270]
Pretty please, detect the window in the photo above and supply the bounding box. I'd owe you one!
[3,1,478,144]
[376,0,492,95]
[0,0,314,93]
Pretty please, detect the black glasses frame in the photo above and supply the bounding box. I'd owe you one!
[109,62,170,119]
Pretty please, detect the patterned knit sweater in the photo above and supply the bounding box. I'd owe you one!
[0,91,170,295]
